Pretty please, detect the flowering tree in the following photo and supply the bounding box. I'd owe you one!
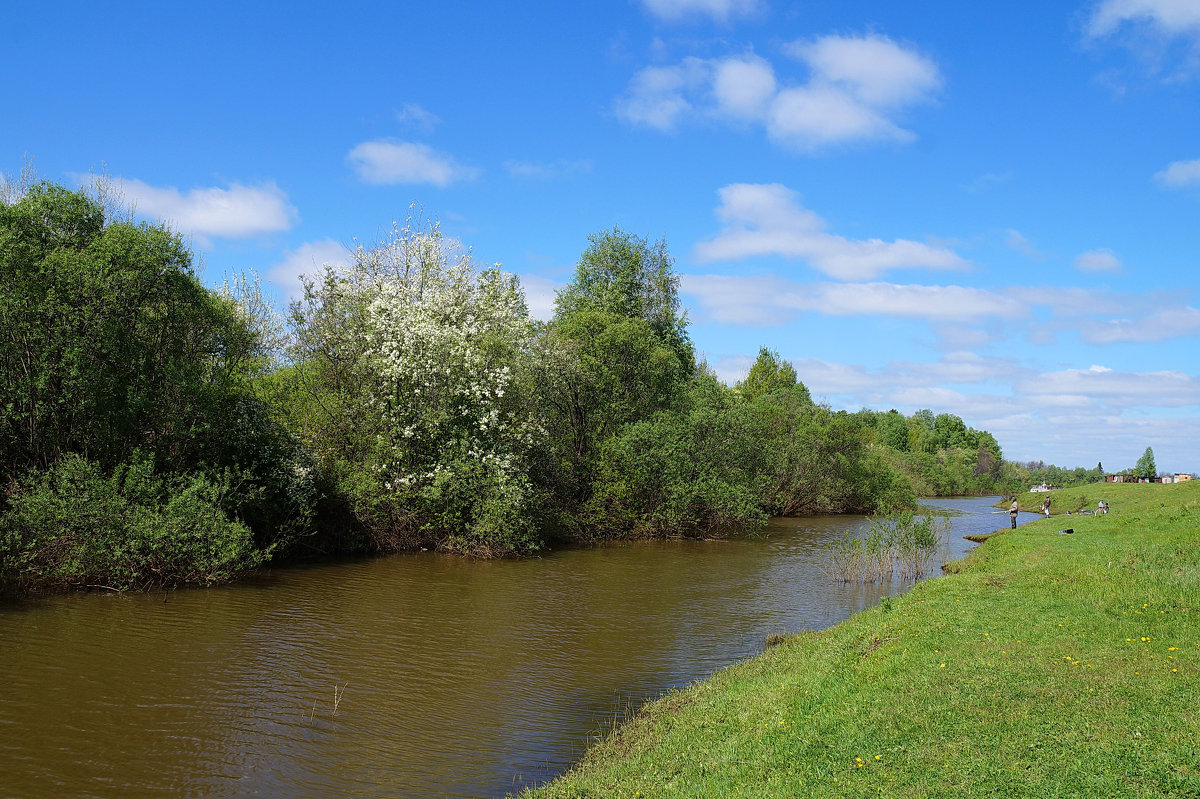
[363,225,543,554]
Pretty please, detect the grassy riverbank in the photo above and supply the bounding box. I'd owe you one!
[522,481,1200,798]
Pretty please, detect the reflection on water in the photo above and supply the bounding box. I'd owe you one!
[0,496,1022,798]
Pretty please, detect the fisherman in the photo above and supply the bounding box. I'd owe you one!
[1042,496,1051,517]
[1009,497,1020,529]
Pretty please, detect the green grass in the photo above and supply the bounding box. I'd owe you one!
[521,481,1200,798]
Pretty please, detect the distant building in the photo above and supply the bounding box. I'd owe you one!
[1030,483,1056,492]
[1105,473,1193,484]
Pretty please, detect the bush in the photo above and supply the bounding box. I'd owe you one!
[0,455,267,590]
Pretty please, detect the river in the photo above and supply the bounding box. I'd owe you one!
[0,496,1027,798]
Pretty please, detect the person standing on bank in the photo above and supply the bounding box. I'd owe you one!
[1010,497,1020,529]
[1042,496,1051,517]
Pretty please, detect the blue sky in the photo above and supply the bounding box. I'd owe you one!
[5,0,1199,473]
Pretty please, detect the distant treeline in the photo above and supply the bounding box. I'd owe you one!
[0,184,1085,591]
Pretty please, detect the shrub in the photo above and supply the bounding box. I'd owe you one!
[1,455,266,590]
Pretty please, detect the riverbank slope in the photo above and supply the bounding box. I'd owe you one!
[522,481,1199,797]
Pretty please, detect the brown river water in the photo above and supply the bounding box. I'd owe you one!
[0,497,1024,798]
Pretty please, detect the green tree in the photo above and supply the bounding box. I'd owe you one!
[738,347,810,403]
[0,183,308,587]
[1136,447,1157,480]
[0,183,265,477]
[876,410,910,451]
[554,227,693,370]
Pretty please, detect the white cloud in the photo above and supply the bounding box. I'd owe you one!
[639,0,763,23]
[347,140,480,186]
[395,103,441,132]
[783,33,942,108]
[693,183,968,279]
[1087,0,1200,78]
[1082,306,1200,343]
[1088,0,1200,40]
[268,239,353,300]
[1072,248,1123,273]
[1018,364,1200,407]
[1154,157,1200,186]
[616,34,941,150]
[712,55,777,120]
[681,274,1026,325]
[768,86,909,148]
[615,58,707,131]
[504,159,592,180]
[110,178,296,240]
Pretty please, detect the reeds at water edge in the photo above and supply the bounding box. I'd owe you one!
[818,513,949,584]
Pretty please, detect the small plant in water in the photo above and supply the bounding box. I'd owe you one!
[333,683,348,718]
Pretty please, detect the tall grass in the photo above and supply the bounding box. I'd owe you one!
[819,512,948,583]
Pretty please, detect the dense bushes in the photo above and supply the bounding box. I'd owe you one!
[1,455,265,590]
[0,184,311,590]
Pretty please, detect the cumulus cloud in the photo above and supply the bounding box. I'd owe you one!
[616,33,941,150]
[347,140,479,186]
[712,54,777,120]
[1154,157,1200,186]
[1072,248,1123,273]
[267,239,353,301]
[1087,0,1200,40]
[639,0,763,23]
[693,183,967,279]
[615,58,708,131]
[1087,0,1200,77]
[108,177,296,240]
[782,33,942,108]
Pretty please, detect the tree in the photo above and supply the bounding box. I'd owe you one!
[0,182,263,476]
[1136,447,1157,480]
[554,227,692,370]
[875,410,909,451]
[0,183,309,587]
[284,216,544,555]
[738,347,810,403]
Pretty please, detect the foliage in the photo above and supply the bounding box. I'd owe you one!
[738,347,810,404]
[819,511,948,583]
[1136,446,1157,480]
[577,373,766,540]
[0,454,265,590]
[752,396,913,515]
[0,183,312,588]
[554,227,693,370]
[282,217,546,555]
[1,189,1020,586]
